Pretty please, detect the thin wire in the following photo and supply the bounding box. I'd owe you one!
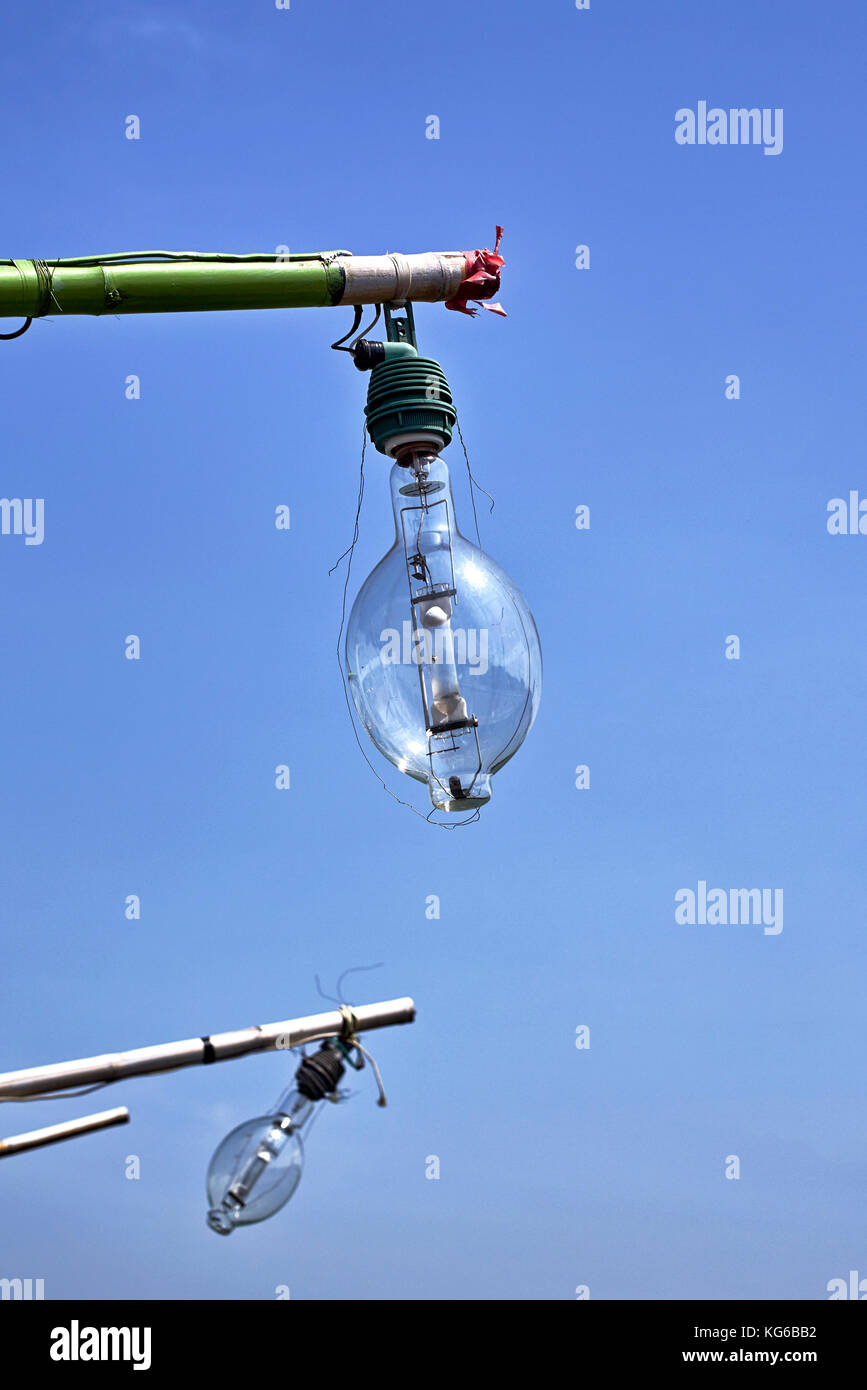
[450,417,530,772]
[35,259,63,315]
[453,415,532,770]
[330,423,480,828]
[336,963,384,1004]
[352,302,381,348]
[0,1081,113,1103]
[1,261,62,335]
[352,1040,388,1107]
[330,305,362,352]
[313,964,384,1009]
[338,1007,388,1107]
[456,416,495,549]
[0,251,350,268]
[313,976,343,1008]
[328,424,366,577]
[0,318,31,340]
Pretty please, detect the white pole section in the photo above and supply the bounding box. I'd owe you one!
[0,998,416,1099]
[338,252,466,304]
[0,1107,130,1157]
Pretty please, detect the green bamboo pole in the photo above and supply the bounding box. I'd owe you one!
[0,249,470,320]
[0,252,345,317]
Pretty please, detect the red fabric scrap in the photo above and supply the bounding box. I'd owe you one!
[445,225,507,317]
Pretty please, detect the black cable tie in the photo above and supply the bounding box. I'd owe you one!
[201,1037,217,1065]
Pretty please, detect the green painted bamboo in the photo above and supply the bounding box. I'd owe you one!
[0,252,348,318]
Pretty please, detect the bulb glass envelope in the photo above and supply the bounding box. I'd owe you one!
[206,1090,311,1233]
[346,450,541,812]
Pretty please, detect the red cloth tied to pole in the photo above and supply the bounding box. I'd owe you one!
[445,225,507,317]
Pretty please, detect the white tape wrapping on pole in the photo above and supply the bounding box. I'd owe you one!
[388,253,412,304]
[338,252,465,305]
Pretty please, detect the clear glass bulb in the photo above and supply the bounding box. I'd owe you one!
[346,448,541,811]
[206,1087,312,1235]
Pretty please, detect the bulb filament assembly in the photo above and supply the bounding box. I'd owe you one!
[398,448,484,804]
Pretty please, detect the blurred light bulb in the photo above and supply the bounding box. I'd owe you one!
[346,448,541,812]
[206,1087,311,1235]
[206,1041,346,1235]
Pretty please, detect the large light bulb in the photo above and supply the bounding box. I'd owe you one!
[206,1087,311,1234]
[206,1040,346,1235]
[346,447,541,812]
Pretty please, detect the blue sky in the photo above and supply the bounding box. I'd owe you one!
[0,0,865,1299]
